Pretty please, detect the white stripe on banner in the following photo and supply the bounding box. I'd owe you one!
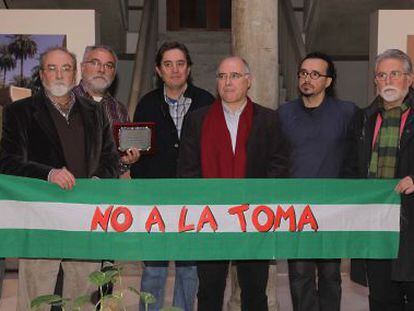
[0,200,399,233]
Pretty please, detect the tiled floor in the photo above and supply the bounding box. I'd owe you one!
[0,261,369,310]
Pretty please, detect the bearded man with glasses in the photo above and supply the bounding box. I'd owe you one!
[0,47,119,311]
[73,45,140,179]
[350,49,414,311]
[277,52,358,311]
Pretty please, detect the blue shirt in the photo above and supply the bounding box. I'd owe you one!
[277,96,357,178]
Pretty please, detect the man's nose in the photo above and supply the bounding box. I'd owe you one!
[384,75,393,85]
[55,69,63,79]
[172,64,179,72]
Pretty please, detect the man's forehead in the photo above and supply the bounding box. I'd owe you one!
[87,49,115,62]
[161,49,186,62]
[43,50,73,65]
[218,58,244,72]
[300,58,328,70]
[377,58,405,70]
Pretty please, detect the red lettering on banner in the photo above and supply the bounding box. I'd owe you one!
[228,204,249,232]
[275,205,297,232]
[178,206,195,232]
[197,206,218,232]
[90,205,114,231]
[297,205,318,231]
[252,205,274,232]
[110,206,133,232]
[145,206,166,232]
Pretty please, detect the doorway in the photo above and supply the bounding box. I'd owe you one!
[167,0,231,31]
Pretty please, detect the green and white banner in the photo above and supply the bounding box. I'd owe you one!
[0,174,400,260]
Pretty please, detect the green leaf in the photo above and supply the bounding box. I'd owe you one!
[99,294,122,310]
[140,292,156,305]
[88,271,108,286]
[31,295,63,309]
[105,269,119,282]
[72,295,90,308]
[101,294,121,303]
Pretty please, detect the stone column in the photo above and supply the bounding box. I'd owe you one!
[229,5,280,310]
[232,0,279,109]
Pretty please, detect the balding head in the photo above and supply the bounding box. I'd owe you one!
[216,56,252,109]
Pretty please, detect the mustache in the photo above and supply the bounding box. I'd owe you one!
[382,86,398,92]
[90,74,109,82]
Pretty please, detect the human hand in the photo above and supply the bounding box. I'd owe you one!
[120,147,140,165]
[49,167,76,190]
[395,176,414,195]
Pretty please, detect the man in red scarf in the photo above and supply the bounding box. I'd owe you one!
[178,56,289,311]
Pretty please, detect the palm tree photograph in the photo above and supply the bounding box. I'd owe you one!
[0,34,66,90]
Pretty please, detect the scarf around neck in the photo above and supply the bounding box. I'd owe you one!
[200,98,254,178]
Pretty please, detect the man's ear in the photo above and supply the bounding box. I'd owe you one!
[325,77,332,89]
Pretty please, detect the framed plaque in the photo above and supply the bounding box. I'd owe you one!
[113,122,156,155]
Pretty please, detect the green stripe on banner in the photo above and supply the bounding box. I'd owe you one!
[0,175,401,260]
[0,229,399,260]
[0,174,400,205]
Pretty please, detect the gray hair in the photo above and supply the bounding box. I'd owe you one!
[216,56,251,75]
[375,49,413,73]
[82,45,118,68]
[39,47,77,71]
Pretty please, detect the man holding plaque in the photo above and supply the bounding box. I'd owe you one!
[0,47,119,310]
[73,45,140,178]
[131,41,214,311]
[177,56,289,311]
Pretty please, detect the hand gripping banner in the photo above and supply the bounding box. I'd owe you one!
[0,174,400,260]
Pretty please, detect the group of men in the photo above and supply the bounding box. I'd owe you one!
[0,38,413,311]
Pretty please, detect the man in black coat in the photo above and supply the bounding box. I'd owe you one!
[131,41,214,311]
[350,49,414,311]
[177,56,289,311]
[0,47,119,311]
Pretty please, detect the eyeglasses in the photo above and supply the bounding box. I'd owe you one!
[42,64,74,74]
[298,70,330,80]
[375,70,410,81]
[216,72,249,81]
[161,60,187,69]
[84,59,115,71]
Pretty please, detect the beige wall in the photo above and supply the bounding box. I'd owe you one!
[369,10,414,101]
[0,9,96,81]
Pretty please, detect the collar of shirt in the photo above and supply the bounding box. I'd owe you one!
[163,84,191,106]
[92,95,103,102]
[222,99,247,116]
[222,99,247,153]
[46,91,76,122]
[78,80,110,102]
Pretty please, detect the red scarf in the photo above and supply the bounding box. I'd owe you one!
[200,98,253,178]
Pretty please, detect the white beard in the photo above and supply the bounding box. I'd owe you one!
[380,86,408,103]
[45,82,73,97]
[85,75,112,94]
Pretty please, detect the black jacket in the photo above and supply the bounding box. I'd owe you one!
[131,84,214,178]
[177,102,289,179]
[350,90,414,283]
[0,92,119,179]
